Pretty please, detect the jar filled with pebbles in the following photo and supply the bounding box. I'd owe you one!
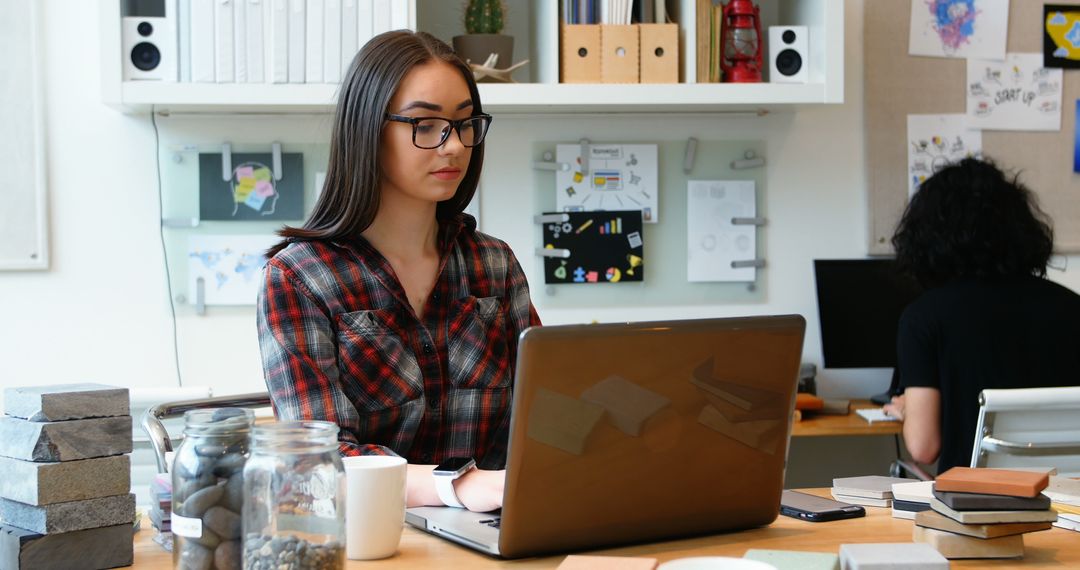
[243,421,345,570]
[172,407,255,570]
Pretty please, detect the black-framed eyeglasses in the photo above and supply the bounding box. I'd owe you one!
[385,113,493,149]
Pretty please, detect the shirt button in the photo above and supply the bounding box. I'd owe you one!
[432,291,441,301]
[420,453,433,464]
[422,343,434,354]
[428,395,439,409]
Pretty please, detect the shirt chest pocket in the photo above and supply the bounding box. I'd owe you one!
[335,309,423,411]
[447,296,513,390]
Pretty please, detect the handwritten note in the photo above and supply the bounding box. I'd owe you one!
[967,53,1062,131]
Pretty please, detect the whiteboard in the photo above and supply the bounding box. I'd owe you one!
[0,0,48,270]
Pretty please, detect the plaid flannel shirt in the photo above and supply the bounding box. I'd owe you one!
[257,214,540,469]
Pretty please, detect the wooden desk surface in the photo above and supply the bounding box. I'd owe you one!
[132,489,1078,568]
[791,399,902,437]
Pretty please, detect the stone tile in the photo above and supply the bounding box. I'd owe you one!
[0,493,135,534]
[0,416,132,462]
[0,455,130,506]
[0,522,134,570]
[3,383,129,422]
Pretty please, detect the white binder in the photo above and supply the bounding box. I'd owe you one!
[356,0,374,50]
[341,0,358,77]
[214,0,235,82]
[305,0,324,83]
[269,0,289,83]
[372,0,391,36]
[190,0,215,82]
[323,0,341,83]
[390,0,409,31]
[287,0,306,83]
[178,0,192,82]
[233,0,247,82]
[245,0,265,82]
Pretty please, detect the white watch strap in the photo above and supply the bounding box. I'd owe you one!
[435,471,467,508]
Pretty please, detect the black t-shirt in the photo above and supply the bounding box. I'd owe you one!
[897,276,1080,473]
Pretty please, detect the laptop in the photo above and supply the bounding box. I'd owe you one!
[405,315,806,559]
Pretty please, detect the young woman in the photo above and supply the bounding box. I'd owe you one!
[883,158,1080,473]
[258,31,540,512]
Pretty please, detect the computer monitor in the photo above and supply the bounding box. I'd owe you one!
[813,259,922,370]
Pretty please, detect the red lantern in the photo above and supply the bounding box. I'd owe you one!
[719,0,763,83]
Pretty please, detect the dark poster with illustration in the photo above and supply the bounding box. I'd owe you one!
[542,210,644,285]
[199,153,305,221]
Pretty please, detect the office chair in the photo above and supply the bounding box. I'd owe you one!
[141,391,272,473]
[971,387,1080,477]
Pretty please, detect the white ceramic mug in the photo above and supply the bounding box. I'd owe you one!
[343,455,408,560]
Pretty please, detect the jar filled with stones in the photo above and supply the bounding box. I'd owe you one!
[172,407,254,570]
[243,421,345,570]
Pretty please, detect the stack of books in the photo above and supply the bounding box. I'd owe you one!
[891,480,934,520]
[913,467,1057,559]
[831,475,916,508]
[149,473,172,536]
[1044,475,1080,533]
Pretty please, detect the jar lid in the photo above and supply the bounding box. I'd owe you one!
[251,420,339,451]
[183,408,255,434]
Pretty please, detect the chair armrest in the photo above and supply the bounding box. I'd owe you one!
[142,392,272,474]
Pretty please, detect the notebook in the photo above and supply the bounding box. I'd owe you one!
[405,316,806,558]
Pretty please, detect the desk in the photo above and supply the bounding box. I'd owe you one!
[131,489,1079,568]
[792,399,902,438]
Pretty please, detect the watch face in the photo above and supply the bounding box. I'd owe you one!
[433,457,475,475]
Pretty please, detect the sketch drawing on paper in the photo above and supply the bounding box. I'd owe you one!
[928,0,979,53]
[907,114,983,197]
[910,0,1008,60]
[555,144,660,223]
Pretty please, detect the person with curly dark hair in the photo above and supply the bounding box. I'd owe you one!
[882,158,1080,473]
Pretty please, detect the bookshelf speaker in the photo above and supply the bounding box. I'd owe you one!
[122,15,176,81]
[769,26,808,84]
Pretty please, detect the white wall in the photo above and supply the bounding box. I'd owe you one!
[5,0,1080,408]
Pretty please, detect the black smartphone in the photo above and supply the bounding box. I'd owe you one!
[780,490,866,522]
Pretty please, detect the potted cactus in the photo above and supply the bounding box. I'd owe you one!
[452,0,514,81]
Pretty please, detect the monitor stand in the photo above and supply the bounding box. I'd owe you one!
[870,368,901,405]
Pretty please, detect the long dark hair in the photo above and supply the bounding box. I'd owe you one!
[891,158,1054,287]
[267,31,484,258]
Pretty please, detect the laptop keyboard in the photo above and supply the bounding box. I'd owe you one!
[478,518,501,529]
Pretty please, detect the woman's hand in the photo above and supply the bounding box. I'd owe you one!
[883,394,906,421]
[454,468,505,513]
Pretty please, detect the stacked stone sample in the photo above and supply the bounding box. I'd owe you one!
[0,383,135,570]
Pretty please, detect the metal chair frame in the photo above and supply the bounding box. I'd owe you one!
[141,391,272,473]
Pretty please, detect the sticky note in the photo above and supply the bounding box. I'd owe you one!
[244,191,267,211]
[235,166,254,179]
[255,180,274,197]
[254,167,272,181]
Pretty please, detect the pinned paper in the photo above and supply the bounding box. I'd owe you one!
[255,180,275,197]
[967,53,1062,131]
[907,114,983,196]
[555,144,659,223]
[188,235,278,305]
[909,0,1009,60]
[686,180,757,282]
[1044,5,1080,69]
[543,210,645,285]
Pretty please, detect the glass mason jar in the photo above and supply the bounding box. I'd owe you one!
[172,407,255,570]
[242,421,345,570]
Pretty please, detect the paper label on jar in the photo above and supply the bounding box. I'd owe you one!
[172,514,203,538]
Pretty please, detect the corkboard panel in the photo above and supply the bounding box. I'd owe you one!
[866,0,1080,254]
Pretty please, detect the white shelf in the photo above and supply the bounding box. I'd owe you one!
[102,0,844,115]
[118,80,829,114]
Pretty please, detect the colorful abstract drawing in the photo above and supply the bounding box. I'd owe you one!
[928,0,978,53]
[1044,5,1080,69]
